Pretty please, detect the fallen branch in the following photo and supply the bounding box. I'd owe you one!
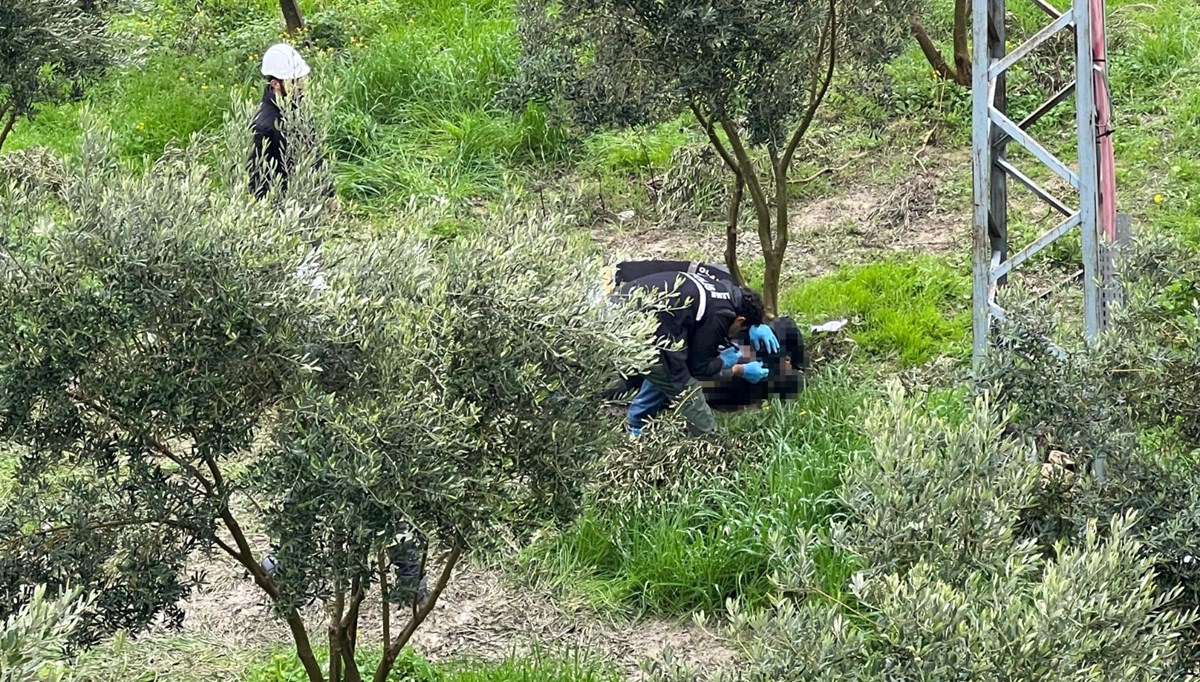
[789,152,868,186]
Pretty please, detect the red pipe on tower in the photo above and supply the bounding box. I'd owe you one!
[1092,0,1117,242]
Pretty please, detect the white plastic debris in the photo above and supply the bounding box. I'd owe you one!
[811,319,849,334]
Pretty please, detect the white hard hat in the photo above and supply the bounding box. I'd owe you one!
[261,43,310,80]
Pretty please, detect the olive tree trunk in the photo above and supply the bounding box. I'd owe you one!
[724,174,747,287]
[371,542,463,682]
[910,0,971,87]
[0,103,18,152]
[688,0,838,317]
[280,0,305,35]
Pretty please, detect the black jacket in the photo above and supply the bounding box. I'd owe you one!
[249,85,287,199]
[249,85,333,200]
[616,271,742,391]
[612,260,736,289]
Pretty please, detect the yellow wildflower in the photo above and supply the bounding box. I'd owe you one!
[1154,194,1165,204]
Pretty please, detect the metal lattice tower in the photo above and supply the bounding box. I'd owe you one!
[971,0,1124,368]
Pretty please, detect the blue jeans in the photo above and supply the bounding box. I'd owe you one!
[626,379,669,429]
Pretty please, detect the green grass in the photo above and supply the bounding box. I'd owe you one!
[61,634,255,681]
[244,646,619,682]
[581,119,692,177]
[519,369,867,615]
[780,257,971,367]
[62,637,618,682]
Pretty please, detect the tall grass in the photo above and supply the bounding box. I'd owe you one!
[519,369,868,615]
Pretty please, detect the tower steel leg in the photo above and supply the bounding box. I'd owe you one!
[1074,0,1102,340]
[971,0,993,370]
[989,0,1009,290]
[972,0,1116,368]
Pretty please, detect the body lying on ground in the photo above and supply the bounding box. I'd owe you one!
[703,315,806,411]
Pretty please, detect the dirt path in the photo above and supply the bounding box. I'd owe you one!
[172,540,738,680]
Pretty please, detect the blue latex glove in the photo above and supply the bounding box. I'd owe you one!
[720,345,742,370]
[740,361,769,384]
[749,324,780,353]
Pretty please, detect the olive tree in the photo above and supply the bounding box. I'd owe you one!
[515,0,917,314]
[0,0,112,151]
[0,112,656,682]
[716,383,1195,681]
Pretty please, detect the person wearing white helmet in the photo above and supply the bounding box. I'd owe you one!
[249,43,329,200]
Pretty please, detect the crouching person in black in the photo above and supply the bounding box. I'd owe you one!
[611,270,770,436]
[606,260,806,422]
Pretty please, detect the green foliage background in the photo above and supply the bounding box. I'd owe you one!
[2,0,1200,679]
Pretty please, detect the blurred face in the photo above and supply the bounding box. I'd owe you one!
[269,76,306,98]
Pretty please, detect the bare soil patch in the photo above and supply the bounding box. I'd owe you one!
[169,540,737,680]
[591,148,973,279]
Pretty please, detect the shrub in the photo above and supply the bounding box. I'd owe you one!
[0,145,66,196]
[0,97,656,682]
[1,585,91,682]
[717,382,1195,681]
[835,382,1040,585]
[977,233,1200,674]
